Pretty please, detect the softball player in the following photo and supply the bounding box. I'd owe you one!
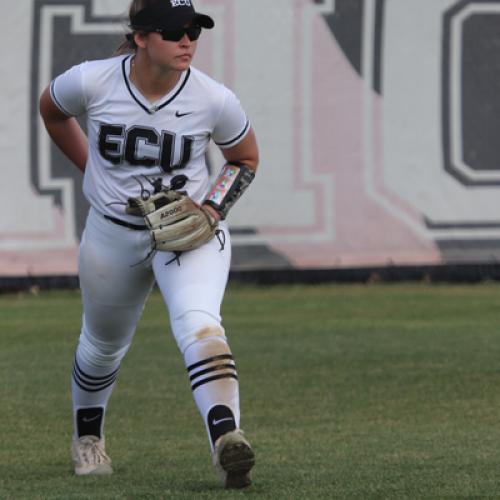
[39,0,258,489]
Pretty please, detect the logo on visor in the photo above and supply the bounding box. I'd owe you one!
[170,0,192,6]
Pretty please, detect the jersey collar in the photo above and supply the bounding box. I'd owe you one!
[121,55,191,115]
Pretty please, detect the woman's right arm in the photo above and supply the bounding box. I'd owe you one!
[39,87,88,172]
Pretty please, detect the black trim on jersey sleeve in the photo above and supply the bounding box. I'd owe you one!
[121,56,191,114]
[215,119,250,148]
[50,79,74,116]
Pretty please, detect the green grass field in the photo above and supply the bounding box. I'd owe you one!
[2,283,500,499]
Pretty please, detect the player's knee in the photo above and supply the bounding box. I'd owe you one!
[172,310,226,354]
[78,327,131,368]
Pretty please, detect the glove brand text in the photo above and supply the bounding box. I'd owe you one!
[161,207,182,219]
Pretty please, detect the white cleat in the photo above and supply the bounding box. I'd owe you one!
[212,429,255,488]
[71,435,113,476]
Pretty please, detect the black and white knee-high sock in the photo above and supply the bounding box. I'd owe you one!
[184,336,240,450]
[71,351,120,439]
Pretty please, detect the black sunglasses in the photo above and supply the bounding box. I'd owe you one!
[154,25,202,42]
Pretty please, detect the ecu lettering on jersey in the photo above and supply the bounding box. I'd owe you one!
[98,124,194,173]
[50,55,250,223]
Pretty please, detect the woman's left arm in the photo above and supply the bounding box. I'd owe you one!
[202,128,259,222]
[221,127,259,172]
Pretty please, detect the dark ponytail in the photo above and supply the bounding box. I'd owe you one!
[115,0,158,55]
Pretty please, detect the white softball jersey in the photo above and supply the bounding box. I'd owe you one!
[50,55,250,223]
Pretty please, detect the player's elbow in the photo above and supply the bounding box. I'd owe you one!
[239,153,259,173]
[223,128,260,172]
[246,146,259,172]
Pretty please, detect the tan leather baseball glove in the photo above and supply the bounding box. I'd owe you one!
[126,190,217,252]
